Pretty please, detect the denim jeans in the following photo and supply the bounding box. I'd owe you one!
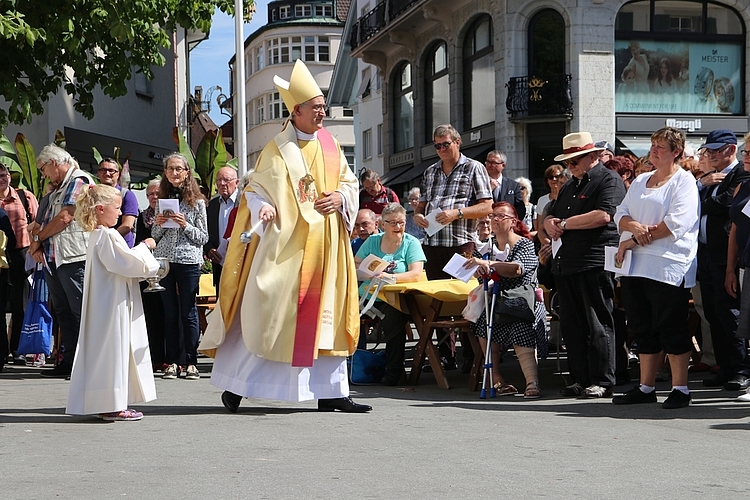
[160,263,202,366]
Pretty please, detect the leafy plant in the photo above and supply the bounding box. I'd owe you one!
[174,127,233,196]
[0,132,45,198]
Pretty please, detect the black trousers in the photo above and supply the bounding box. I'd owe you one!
[556,268,616,388]
[698,245,748,378]
[620,276,691,355]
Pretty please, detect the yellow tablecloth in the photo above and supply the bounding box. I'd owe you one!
[380,278,478,315]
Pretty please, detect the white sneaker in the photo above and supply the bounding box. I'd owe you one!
[737,390,750,402]
[32,354,46,367]
[185,365,200,380]
[162,363,179,379]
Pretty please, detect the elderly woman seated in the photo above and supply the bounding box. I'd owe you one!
[355,203,426,385]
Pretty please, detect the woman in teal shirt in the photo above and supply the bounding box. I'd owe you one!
[355,203,426,385]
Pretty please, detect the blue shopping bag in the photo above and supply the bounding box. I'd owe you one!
[17,267,53,356]
[349,349,387,385]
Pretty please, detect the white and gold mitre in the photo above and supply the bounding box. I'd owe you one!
[273,59,324,115]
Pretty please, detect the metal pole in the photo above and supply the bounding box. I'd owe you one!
[234,0,248,176]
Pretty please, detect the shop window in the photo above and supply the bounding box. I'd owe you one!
[615,1,744,115]
[463,15,494,129]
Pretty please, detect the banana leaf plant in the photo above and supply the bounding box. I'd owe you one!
[173,127,232,197]
[0,132,45,199]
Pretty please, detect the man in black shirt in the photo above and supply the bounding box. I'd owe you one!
[544,132,627,398]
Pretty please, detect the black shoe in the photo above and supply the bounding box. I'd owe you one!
[724,375,750,391]
[662,389,691,409]
[422,356,457,373]
[703,374,731,387]
[221,391,242,413]
[12,354,26,366]
[612,386,657,405]
[317,397,372,413]
[40,365,71,378]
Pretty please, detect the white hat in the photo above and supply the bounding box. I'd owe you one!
[554,132,606,162]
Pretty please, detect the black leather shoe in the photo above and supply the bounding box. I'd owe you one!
[221,391,242,413]
[40,365,71,378]
[317,397,372,413]
[703,374,731,387]
[724,375,750,391]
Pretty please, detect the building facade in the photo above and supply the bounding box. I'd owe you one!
[231,0,355,170]
[344,0,750,199]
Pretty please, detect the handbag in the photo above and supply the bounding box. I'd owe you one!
[16,267,53,356]
[461,282,485,323]
[492,284,537,324]
[349,349,387,385]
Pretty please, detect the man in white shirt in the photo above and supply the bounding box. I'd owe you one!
[204,166,238,291]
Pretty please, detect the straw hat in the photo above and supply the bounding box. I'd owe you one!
[554,132,605,162]
[273,60,324,115]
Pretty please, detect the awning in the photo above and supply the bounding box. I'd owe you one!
[355,74,371,98]
[379,165,409,184]
[617,136,706,158]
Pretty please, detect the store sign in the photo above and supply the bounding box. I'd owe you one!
[665,118,702,132]
[614,40,742,115]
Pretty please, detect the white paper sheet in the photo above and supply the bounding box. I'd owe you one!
[551,237,562,258]
[424,210,447,237]
[442,253,479,283]
[604,246,633,275]
[158,199,181,229]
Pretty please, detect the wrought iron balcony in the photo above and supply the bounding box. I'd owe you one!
[505,74,573,122]
[350,0,419,49]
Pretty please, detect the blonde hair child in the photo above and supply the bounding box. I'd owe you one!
[65,184,161,421]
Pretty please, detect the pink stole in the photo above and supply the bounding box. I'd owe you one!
[291,128,341,367]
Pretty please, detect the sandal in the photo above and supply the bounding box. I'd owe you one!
[524,381,541,399]
[493,382,517,396]
[100,409,144,421]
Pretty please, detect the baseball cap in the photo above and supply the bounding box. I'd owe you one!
[700,129,737,150]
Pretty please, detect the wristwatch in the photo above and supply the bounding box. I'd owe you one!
[33,234,40,242]
[560,219,567,231]
[457,209,464,220]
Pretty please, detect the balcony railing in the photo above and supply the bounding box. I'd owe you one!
[350,0,419,49]
[505,74,573,122]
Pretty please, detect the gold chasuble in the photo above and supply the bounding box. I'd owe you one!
[202,122,360,367]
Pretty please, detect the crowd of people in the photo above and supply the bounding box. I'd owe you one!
[4,60,750,418]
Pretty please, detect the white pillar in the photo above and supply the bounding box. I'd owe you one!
[234,0,248,176]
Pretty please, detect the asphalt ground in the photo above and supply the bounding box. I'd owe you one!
[2,347,749,499]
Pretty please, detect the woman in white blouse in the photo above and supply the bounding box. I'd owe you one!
[612,127,699,409]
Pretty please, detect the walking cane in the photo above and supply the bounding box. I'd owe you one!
[480,275,500,399]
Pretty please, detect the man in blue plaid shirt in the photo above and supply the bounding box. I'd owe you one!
[414,124,493,369]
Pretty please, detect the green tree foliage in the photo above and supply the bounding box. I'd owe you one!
[0,0,253,127]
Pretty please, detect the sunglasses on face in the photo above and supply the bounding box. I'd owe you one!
[434,141,453,150]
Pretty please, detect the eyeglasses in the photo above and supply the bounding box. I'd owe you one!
[434,141,453,150]
[547,174,561,181]
[98,167,118,175]
[701,146,729,157]
[146,191,159,197]
[566,156,584,167]
[476,221,491,226]
[306,103,328,113]
[165,166,187,173]
[490,213,515,221]
[485,160,504,166]
[740,150,750,157]
[38,161,51,171]
[216,177,238,184]
[519,186,527,191]
[382,219,406,227]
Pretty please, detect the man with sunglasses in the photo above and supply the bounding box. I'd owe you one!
[544,132,626,399]
[696,129,750,391]
[97,158,138,248]
[414,123,493,370]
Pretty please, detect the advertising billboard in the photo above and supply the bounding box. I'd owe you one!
[615,40,742,114]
